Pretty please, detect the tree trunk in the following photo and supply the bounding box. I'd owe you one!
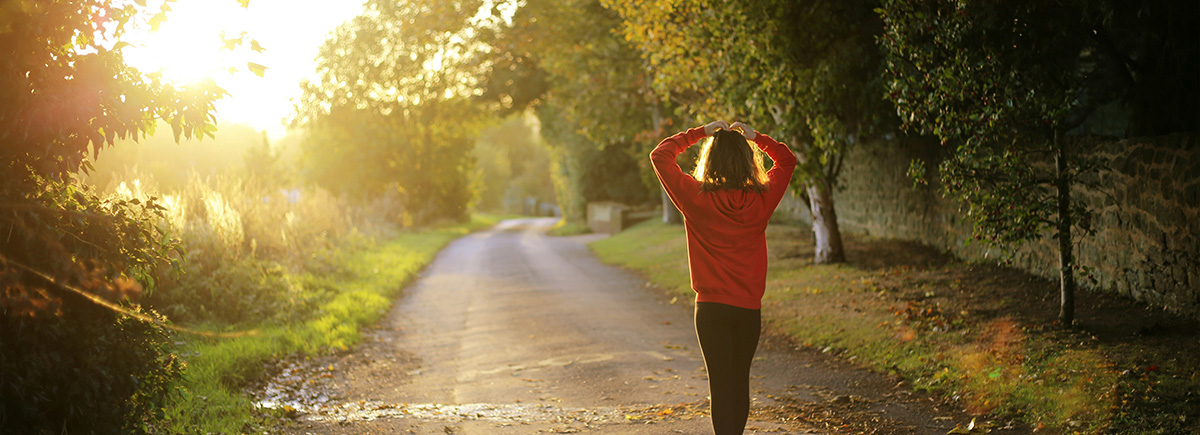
[768,107,846,264]
[662,188,682,224]
[807,177,845,264]
[1055,132,1076,325]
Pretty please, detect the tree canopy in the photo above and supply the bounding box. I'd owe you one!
[293,0,503,224]
[878,0,1199,323]
[478,0,667,223]
[604,0,895,263]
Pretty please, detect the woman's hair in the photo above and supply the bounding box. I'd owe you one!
[691,129,769,192]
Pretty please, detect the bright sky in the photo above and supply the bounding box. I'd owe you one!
[123,0,367,141]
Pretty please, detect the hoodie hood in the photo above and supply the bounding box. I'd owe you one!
[708,189,765,225]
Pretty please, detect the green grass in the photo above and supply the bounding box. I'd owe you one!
[590,220,688,292]
[545,218,593,237]
[158,214,504,434]
[589,219,1199,435]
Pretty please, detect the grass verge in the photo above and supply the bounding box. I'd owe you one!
[158,214,505,434]
[590,219,1199,435]
[546,218,593,237]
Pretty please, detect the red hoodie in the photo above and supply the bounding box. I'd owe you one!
[650,127,797,310]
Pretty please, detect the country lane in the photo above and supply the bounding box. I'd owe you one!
[266,217,981,435]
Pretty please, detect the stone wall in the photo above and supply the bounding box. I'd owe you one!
[794,135,1199,318]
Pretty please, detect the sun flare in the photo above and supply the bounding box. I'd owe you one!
[119,0,365,139]
[123,0,250,85]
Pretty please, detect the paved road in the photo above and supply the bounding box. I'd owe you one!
[271,218,981,434]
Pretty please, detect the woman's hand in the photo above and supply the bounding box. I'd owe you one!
[731,122,757,140]
[703,120,730,136]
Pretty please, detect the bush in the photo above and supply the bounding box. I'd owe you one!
[1,300,183,434]
[0,170,187,435]
[106,171,372,326]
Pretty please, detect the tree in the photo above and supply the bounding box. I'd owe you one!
[877,0,1199,324]
[603,0,894,263]
[293,0,497,225]
[471,114,555,214]
[0,0,229,431]
[480,0,670,224]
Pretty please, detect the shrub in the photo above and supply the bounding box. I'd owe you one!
[1,179,185,434]
[1,299,184,434]
[107,170,382,326]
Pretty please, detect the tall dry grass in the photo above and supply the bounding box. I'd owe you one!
[105,169,401,325]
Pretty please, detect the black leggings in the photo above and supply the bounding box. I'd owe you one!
[694,301,761,435]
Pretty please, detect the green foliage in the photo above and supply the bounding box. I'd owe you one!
[2,298,185,433]
[546,219,593,237]
[880,0,1077,142]
[536,103,658,224]
[602,0,894,263]
[480,0,669,221]
[95,167,369,326]
[157,215,503,433]
[293,0,501,225]
[602,0,892,183]
[496,0,661,144]
[0,176,187,435]
[297,102,478,225]
[879,0,1198,252]
[495,1,667,223]
[876,0,1165,321]
[471,114,556,214]
[157,259,313,325]
[0,1,225,182]
[0,1,234,431]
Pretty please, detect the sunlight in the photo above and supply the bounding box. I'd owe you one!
[122,0,245,85]
[121,0,366,139]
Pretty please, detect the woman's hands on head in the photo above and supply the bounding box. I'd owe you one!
[730,122,757,140]
[702,120,756,140]
[703,120,731,136]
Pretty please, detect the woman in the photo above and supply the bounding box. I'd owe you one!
[649,120,797,435]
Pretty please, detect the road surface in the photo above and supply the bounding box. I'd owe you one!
[264,218,983,434]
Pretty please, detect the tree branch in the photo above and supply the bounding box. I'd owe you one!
[0,255,257,339]
[0,202,116,224]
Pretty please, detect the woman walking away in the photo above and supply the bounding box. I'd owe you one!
[650,120,797,435]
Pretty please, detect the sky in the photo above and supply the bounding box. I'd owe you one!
[122,0,367,141]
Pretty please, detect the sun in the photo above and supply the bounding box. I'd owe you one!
[118,0,367,139]
[122,0,250,85]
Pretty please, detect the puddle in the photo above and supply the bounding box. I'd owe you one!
[252,357,624,425]
[252,350,709,427]
[292,400,622,424]
[252,359,338,412]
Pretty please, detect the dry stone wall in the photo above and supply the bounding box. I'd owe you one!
[795,135,1199,318]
